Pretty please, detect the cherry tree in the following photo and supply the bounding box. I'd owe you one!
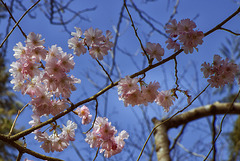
[0,0,240,161]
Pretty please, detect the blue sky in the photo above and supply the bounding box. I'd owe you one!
[2,0,240,160]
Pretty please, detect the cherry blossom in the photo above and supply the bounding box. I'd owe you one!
[165,18,204,54]
[84,27,104,46]
[32,120,77,153]
[117,76,161,107]
[85,117,129,158]
[165,19,179,37]
[155,90,176,112]
[141,81,160,105]
[68,27,113,60]
[61,120,77,142]
[25,32,45,47]
[75,105,92,125]
[144,42,165,61]
[68,37,87,56]
[201,55,239,88]
[71,27,83,38]
[165,38,180,52]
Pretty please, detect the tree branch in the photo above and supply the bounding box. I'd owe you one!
[152,102,240,161]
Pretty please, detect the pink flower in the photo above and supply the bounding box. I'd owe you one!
[25,32,45,47]
[45,57,64,78]
[99,123,116,141]
[100,130,129,158]
[39,133,52,153]
[117,76,139,97]
[84,27,104,46]
[68,37,87,56]
[85,131,101,148]
[89,44,108,60]
[9,61,24,82]
[51,133,69,152]
[155,90,175,112]
[30,46,47,62]
[71,27,83,38]
[121,89,143,107]
[29,114,41,127]
[50,99,68,116]
[85,117,129,158]
[165,38,180,52]
[165,19,179,37]
[13,42,26,59]
[24,77,44,97]
[201,55,239,88]
[57,52,75,73]
[75,105,92,125]
[46,45,62,61]
[141,81,160,105]
[177,18,196,33]
[61,120,77,142]
[103,30,114,49]
[179,30,204,54]
[145,42,164,61]
[165,19,204,54]
[201,62,212,78]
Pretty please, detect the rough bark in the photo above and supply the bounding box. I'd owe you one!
[152,120,171,161]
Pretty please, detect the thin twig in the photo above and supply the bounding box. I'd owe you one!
[0,0,27,38]
[170,124,186,151]
[174,57,179,89]
[203,90,240,161]
[84,98,98,134]
[8,103,29,136]
[0,0,41,48]
[212,114,216,161]
[204,7,240,37]
[137,84,210,161]
[219,27,240,36]
[96,59,114,84]
[93,147,100,161]
[123,0,150,64]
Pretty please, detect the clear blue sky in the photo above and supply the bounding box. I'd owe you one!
[2,0,240,160]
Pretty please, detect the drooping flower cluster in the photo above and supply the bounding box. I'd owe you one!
[117,76,176,111]
[31,119,77,153]
[9,32,81,153]
[68,27,114,60]
[165,18,204,54]
[117,76,160,107]
[143,42,165,61]
[201,55,239,88]
[85,117,129,158]
[9,32,81,117]
[75,105,92,125]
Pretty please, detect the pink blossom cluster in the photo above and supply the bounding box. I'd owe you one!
[117,76,176,111]
[144,42,165,61]
[9,32,81,117]
[201,55,239,88]
[75,105,92,125]
[85,117,129,158]
[30,117,77,153]
[68,27,114,60]
[117,76,160,106]
[165,18,204,54]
